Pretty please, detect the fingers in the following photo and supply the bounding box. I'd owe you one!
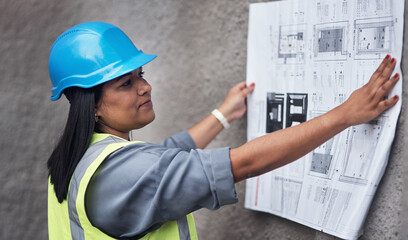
[370,56,397,88]
[234,81,248,90]
[378,95,399,113]
[380,58,397,82]
[240,82,255,96]
[373,70,399,115]
[370,55,391,80]
[377,73,400,97]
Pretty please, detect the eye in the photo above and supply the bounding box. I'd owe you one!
[138,71,145,78]
[121,79,132,87]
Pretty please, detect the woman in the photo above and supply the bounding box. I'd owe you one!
[47,22,399,240]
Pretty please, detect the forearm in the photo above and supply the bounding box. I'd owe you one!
[231,56,399,182]
[187,112,225,149]
[230,106,349,182]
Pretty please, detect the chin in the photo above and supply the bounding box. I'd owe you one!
[146,110,155,123]
[133,114,155,130]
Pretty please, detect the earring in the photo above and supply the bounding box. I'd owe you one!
[95,114,99,123]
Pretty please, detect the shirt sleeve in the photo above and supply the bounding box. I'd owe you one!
[161,130,197,150]
[85,142,238,238]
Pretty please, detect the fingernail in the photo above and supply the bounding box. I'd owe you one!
[391,58,396,63]
[250,83,255,87]
[395,73,399,78]
[393,95,399,100]
[385,54,390,59]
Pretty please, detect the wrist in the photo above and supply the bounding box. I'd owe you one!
[212,109,230,129]
[325,106,351,132]
[217,105,234,123]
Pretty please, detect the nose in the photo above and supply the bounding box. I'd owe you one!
[138,79,152,96]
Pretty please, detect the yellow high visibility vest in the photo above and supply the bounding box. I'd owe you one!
[48,133,198,240]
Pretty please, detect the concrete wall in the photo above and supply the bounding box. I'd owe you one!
[0,0,407,239]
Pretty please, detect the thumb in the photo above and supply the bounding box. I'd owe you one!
[241,83,255,96]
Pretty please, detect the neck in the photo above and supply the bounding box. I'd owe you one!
[97,122,130,140]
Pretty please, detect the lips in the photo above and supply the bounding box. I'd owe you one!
[139,99,152,109]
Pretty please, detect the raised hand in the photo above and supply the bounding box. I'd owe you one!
[218,81,255,123]
[335,55,399,126]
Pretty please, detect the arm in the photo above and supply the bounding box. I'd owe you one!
[87,142,237,238]
[231,56,400,182]
[161,131,197,150]
[187,82,255,149]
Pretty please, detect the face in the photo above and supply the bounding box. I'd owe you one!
[95,67,155,138]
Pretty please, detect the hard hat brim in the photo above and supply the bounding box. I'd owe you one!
[50,52,157,101]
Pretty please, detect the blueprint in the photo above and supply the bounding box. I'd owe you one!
[245,1,403,239]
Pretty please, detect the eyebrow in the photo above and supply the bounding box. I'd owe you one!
[115,72,132,82]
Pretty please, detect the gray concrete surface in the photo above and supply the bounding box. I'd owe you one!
[0,0,406,239]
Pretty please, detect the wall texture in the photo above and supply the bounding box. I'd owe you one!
[0,0,406,239]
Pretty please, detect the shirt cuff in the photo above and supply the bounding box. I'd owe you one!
[210,147,239,206]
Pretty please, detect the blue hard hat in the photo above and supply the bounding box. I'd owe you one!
[48,21,157,101]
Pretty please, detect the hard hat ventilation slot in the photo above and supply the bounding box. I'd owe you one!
[57,29,87,42]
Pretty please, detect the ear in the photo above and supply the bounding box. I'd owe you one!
[95,106,100,117]
[94,101,102,117]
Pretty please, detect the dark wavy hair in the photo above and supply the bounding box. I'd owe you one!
[47,85,103,203]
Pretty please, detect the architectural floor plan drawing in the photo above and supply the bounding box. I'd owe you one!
[245,1,403,239]
[339,118,385,185]
[278,24,306,64]
[314,22,348,61]
[309,111,337,179]
[354,17,393,59]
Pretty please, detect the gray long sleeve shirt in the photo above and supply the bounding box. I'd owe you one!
[85,131,238,238]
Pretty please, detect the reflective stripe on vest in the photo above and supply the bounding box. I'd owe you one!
[48,133,198,240]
